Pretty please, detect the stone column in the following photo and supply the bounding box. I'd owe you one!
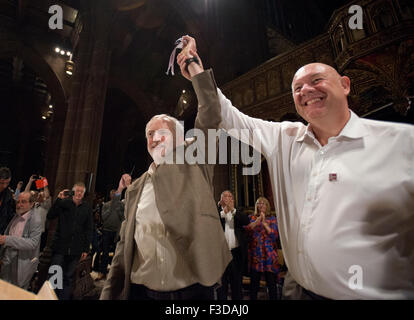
[34,1,114,297]
[54,0,113,194]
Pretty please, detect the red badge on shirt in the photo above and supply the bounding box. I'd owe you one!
[329,173,337,181]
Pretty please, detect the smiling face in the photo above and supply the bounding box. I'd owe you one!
[256,200,267,214]
[220,191,234,207]
[72,185,85,202]
[146,118,175,164]
[292,63,350,124]
[16,192,34,215]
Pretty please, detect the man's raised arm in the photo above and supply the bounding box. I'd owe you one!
[177,36,280,158]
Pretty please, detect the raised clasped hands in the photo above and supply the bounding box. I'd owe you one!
[176,35,204,80]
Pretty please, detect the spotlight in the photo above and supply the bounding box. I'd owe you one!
[183,100,187,104]
[182,90,186,94]
[60,50,66,55]
[55,47,60,53]
[66,51,71,56]
[41,116,47,120]
[49,105,53,109]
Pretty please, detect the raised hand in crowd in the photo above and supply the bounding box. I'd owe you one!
[16,181,23,190]
[57,189,71,199]
[24,174,37,192]
[116,173,132,194]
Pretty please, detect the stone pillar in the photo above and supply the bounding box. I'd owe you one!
[54,0,113,194]
[34,1,114,297]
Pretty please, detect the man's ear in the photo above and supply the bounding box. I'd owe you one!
[341,76,351,96]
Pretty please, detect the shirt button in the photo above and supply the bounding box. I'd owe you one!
[320,150,325,155]
[307,197,311,201]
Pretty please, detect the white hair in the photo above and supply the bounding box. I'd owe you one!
[145,114,184,140]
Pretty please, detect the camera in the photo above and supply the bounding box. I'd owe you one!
[63,190,75,197]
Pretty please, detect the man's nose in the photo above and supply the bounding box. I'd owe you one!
[153,132,162,141]
[153,132,166,142]
[300,83,315,95]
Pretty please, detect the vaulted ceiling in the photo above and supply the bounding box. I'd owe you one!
[0,0,356,190]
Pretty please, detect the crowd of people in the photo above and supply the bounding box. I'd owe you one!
[0,165,283,300]
[0,168,130,299]
[0,34,413,301]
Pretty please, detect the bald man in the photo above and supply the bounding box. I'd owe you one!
[177,36,414,300]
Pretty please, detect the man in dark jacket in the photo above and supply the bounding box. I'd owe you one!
[0,167,15,235]
[96,174,130,281]
[217,190,250,300]
[47,182,93,300]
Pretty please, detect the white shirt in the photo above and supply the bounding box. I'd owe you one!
[220,208,238,250]
[130,166,196,291]
[218,88,414,299]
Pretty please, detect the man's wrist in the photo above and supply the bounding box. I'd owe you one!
[185,57,200,72]
[186,57,203,77]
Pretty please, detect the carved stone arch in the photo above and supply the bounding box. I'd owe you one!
[0,37,69,191]
[0,40,67,115]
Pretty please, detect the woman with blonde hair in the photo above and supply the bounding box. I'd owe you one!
[244,197,281,300]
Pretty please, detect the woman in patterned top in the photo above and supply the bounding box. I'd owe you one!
[244,197,281,300]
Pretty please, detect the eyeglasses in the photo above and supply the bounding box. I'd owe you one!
[17,200,29,204]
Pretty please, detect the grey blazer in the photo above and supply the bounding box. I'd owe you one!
[100,70,232,299]
[0,208,42,289]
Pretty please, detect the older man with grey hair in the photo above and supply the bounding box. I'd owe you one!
[47,182,93,300]
[100,72,232,300]
[0,191,42,289]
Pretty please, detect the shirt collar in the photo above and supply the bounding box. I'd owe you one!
[295,124,313,143]
[17,208,32,221]
[337,110,367,139]
[295,110,367,143]
[148,162,157,176]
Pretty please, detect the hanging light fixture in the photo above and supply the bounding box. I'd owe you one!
[65,53,75,76]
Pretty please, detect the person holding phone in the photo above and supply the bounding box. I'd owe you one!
[24,175,52,252]
[46,182,93,300]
